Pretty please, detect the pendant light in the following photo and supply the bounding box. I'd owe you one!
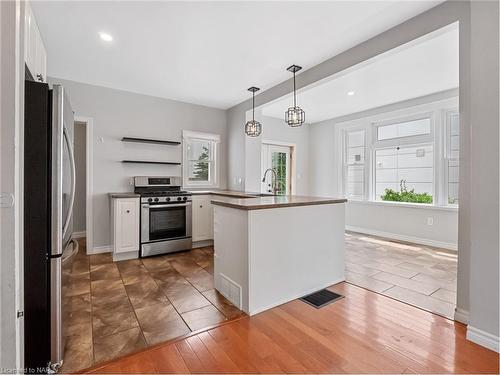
[245,86,262,137]
[284,64,305,127]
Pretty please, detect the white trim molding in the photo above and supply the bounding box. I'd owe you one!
[71,231,86,239]
[112,251,139,262]
[454,307,469,324]
[346,225,457,251]
[466,326,500,353]
[88,245,112,255]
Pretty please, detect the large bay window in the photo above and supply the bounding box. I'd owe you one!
[340,104,459,207]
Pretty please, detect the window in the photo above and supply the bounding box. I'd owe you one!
[377,118,431,141]
[344,130,366,199]
[375,144,434,202]
[446,111,459,204]
[183,131,220,188]
[337,102,459,208]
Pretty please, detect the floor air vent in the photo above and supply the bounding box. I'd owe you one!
[300,289,344,308]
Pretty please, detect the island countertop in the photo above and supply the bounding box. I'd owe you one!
[210,195,347,210]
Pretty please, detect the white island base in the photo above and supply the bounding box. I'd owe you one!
[213,198,346,316]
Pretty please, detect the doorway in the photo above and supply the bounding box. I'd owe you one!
[72,116,93,253]
[73,122,86,239]
[261,143,293,195]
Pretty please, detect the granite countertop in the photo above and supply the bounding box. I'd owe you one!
[210,195,347,210]
[108,192,141,198]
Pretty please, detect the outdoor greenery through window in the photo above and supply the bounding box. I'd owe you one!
[375,144,434,203]
[183,131,219,188]
[271,152,287,195]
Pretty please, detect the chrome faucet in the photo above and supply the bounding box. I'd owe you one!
[262,168,279,195]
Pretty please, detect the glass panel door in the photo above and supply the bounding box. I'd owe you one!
[261,144,291,195]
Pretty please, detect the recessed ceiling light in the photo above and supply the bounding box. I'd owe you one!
[99,32,113,42]
[347,91,355,96]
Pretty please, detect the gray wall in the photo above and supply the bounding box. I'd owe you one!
[48,77,227,249]
[468,0,499,338]
[227,0,500,344]
[73,122,86,233]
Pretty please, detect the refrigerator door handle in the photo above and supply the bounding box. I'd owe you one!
[62,126,76,240]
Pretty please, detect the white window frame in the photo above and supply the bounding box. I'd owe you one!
[371,140,435,203]
[337,104,459,209]
[371,111,435,203]
[182,130,220,189]
[372,111,434,148]
[443,109,460,207]
[342,129,368,200]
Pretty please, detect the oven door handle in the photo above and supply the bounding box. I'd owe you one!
[144,202,192,209]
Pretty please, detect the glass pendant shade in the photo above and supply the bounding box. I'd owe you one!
[284,64,305,127]
[245,119,262,137]
[245,86,262,137]
[285,106,305,127]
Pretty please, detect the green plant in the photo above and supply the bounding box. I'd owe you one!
[191,146,209,181]
[381,180,433,204]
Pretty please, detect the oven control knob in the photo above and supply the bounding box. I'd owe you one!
[147,198,153,203]
[166,197,171,202]
[183,196,188,201]
[177,197,182,201]
[154,197,159,202]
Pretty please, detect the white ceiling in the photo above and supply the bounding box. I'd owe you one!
[260,24,459,123]
[32,1,443,110]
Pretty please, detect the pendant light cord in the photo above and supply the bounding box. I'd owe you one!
[252,91,255,121]
[293,71,297,108]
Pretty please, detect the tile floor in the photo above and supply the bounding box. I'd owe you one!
[61,239,243,373]
[345,231,457,319]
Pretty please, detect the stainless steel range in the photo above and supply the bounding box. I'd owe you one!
[134,176,192,257]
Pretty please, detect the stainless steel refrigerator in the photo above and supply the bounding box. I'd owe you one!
[24,80,76,373]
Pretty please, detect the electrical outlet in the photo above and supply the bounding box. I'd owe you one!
[427,217,434,226]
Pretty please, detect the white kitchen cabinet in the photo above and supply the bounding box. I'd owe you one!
[24,2,47,82]
[111,197,140,261]
[192,195,214,242]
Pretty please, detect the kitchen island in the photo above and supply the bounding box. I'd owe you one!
[211,195,347,315]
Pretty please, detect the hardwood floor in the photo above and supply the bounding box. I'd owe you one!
[84,282,499,374]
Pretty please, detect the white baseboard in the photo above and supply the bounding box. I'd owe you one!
[454,307,469,324]
[192,239,214,249]
[87,245,112,255]
[346,225,457,251]
[466,325,500,353]
[72,231,86,239]
[113,251,139,262]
